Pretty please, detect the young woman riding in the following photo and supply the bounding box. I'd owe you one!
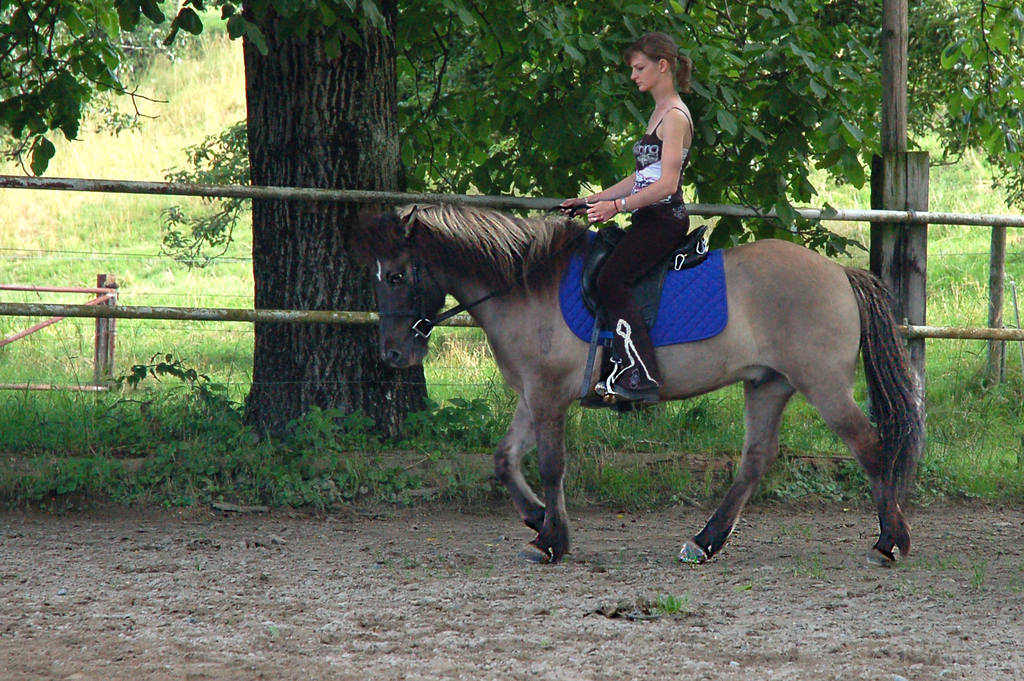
[561,32,694,404]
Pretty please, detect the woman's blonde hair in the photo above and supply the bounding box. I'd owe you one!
[624,32,693,94]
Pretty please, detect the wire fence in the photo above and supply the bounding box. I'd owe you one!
[1,174,1022,393]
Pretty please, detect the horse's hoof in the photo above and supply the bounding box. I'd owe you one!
[866,548,895,567]
[679,540,708,564]
[519,544,552,564]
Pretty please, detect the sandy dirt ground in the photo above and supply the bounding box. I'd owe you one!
[1,499,1023,680]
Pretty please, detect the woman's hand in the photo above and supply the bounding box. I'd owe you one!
[559,197,588,216]
[586,200,620,223]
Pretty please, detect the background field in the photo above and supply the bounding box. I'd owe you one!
[0,31,1022,507]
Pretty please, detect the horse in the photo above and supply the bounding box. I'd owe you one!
[356,203,924,567]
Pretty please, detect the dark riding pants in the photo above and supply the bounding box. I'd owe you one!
[595,203,690,389]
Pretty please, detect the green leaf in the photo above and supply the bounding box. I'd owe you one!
[176,7,204,35]
[624,99,646,126]
[226,14,245,39]
[97,6,121,37]
[140,0,165,24]
[63,9,88,35]
[319,3,335,26]
[989,24,1009,55]
[362,0,387,31]
[840,119,864,144]
[324,34,342,60]
[30,136,56,176]
[716,109,738,137]
[114,0,142,30]
[336,20,362,46]
[744,124,768,145]
[245,21,269,53]
[940,41,962,69]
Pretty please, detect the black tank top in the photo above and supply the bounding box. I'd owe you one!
[631,107,692,206]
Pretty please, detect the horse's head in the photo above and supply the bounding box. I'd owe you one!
[357,208,447,369]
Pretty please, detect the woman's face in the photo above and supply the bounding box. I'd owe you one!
[629,53,664,93]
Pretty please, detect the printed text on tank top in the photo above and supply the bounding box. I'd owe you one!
[631,107,692,206]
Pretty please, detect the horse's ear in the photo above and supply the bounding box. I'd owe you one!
[399,204,420,239]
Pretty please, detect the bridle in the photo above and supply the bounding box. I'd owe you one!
[377,258,508,341]
[378,203,586,341]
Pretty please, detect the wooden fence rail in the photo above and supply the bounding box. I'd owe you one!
[2,174,1024,228]
[0,301,1020,342]
[2,173,1022,388]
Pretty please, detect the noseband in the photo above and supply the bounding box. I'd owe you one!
[377,258,509,341]
[377,261,443,340]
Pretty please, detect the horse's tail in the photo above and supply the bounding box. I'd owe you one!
[844,267,925,499]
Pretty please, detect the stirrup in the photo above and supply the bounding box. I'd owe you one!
[596,378,660,405]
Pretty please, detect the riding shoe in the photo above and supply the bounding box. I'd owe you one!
[596,378,661,405]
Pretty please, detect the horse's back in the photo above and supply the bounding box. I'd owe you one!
[719,239,862,382]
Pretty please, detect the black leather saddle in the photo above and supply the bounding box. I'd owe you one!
[580,224,710,329]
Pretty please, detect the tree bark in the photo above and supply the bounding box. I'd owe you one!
[242,1,426,438]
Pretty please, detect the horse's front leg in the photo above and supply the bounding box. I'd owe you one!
[522,408,570,564]
[493,397,545,532]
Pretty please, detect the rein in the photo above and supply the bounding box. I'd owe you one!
[376,259,512,340]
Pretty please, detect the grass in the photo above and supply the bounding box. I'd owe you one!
[0,29,1022,508]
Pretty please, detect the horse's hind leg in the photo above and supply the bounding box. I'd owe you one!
[806,390,911,565]
[493,397,545,532]
[680,374,795,563]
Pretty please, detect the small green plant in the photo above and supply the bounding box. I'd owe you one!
[115,353,243,440]
[402,398,503,450]
[969,559,988,590]
[792,554,828,580]
[653,593,690,616]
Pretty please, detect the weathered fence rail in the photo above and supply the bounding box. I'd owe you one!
[0,301,1020,342]
[2,174,1024,227]
[2,173,1022,387]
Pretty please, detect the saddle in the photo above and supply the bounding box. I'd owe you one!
[580,224,710,330]
[577,224,710,410]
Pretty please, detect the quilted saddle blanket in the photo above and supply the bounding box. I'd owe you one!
[558,243,729,347]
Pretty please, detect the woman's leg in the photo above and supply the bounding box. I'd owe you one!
[595,207,688,399]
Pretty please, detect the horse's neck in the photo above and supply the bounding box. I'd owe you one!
[448,275,556,337]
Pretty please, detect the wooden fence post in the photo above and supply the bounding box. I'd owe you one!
[870,152,929,384]
[987,226,1007,383]
[93,274,117,385]
[872,0,929,387]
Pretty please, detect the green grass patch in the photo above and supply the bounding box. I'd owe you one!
[1,30,1023,510]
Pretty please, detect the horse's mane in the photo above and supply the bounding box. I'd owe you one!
[363,204,589,290]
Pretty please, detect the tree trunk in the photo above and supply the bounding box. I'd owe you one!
[242,1,426,438]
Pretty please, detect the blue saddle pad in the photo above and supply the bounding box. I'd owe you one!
[559,238,728,347]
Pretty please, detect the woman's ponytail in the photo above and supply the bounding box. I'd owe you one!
[676,55,693,93]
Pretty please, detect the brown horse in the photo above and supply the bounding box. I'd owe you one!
[357,204,924,566]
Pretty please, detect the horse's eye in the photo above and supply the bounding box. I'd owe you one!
[387,272,405,286]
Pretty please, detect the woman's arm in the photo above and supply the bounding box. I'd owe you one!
[560,174,637,211]
[586,174,636,203]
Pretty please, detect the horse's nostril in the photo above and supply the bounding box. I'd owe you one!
[385,349,403,366]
